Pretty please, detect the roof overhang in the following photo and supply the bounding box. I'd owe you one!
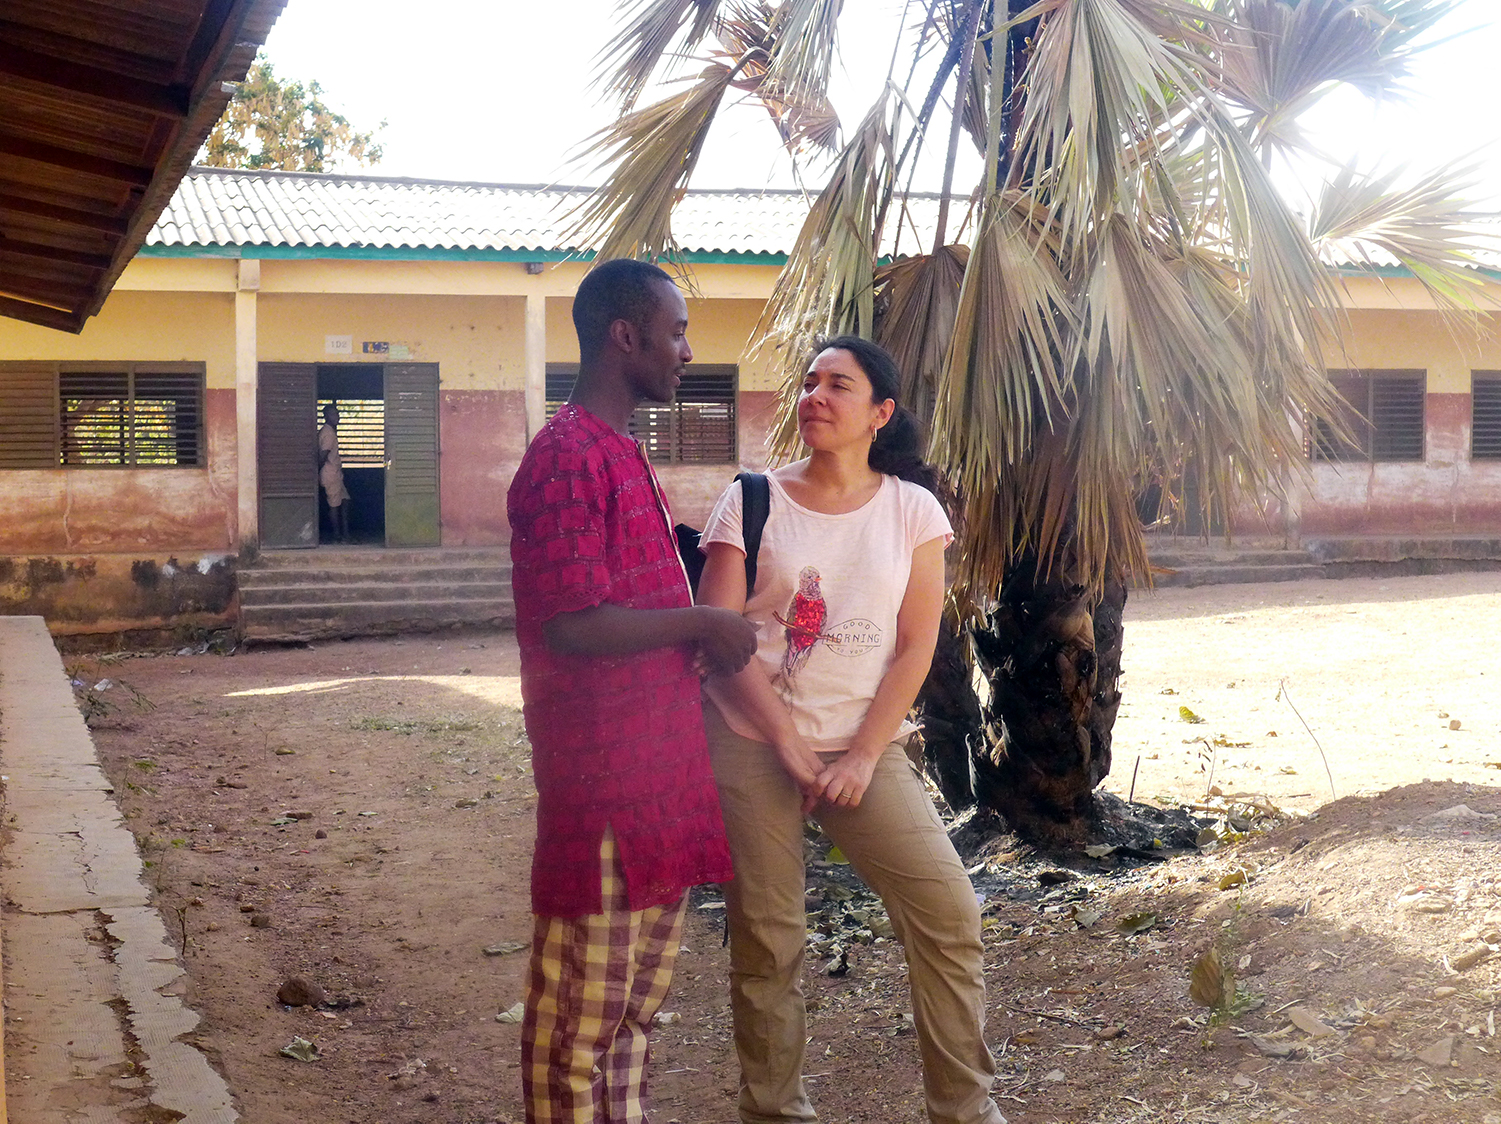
[0,0,287,333]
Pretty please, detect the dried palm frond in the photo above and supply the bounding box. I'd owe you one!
[873,245,969,421]
[1005,0,1219,260]
[1308,160,1492,313]
[930,191,1074,598]
[1210,0,1461,153]
[719,1,841,154]
[567,64,736,263]
[760,0,845,107]
[596,0,726,110]
[757,95,896,456]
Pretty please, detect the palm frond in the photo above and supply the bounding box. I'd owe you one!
[760,0,846,107]
[756,95,895,457]
[596,0,726,110]
[1308,160,1492,313]
[873,244,970,420]
[1211,0,1462,153]
[719,1,841,154]
[566,65,735,263]
[1006,0,1217,258]
[930,191,1074,598]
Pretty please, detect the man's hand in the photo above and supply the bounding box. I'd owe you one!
[693,606,758,676]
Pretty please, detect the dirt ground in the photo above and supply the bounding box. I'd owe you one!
[62,571,1501,1124]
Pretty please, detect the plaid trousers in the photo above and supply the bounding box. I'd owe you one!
[522,830,688,1123]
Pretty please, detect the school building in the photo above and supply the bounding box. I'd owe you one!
[1,167,1498,642]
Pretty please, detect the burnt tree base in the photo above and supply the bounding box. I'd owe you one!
[967,565,1128,845]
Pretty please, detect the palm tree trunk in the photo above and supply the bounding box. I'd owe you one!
[915,614,981,812]
[965,557,1127,843]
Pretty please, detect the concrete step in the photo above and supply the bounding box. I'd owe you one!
[1152,562,1326,588]
[1151,548,1311,569]
[239,564,511,589]
[251,547,511,569]
[240,579,512,607]
[1304,536,1501,563]
[241,598,515,642]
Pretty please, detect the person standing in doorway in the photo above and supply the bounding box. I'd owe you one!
[318,403,348,543]
[506,257,757,1123]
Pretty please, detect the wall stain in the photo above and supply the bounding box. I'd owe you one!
[26,558,65,587]
[1,553,237,636]
[131,560,161,589]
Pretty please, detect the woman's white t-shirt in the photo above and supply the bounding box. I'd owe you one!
[700,472,953,751]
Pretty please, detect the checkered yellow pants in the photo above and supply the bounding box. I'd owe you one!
[522,831,688,1123]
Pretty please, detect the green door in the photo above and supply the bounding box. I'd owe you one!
[383,363,440,546]
[257,362,318,548]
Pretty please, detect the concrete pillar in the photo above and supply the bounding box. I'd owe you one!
[524,293,546,443]
[235,259,259,549]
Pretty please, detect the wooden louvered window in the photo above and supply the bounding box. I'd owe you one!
[1309,370,1425,463]
[0,362,204,468]
[1472,373,1501,460]
[546,363,738,464]
[0,364,60,468]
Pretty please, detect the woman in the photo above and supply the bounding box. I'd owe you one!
[697,336,1006,1124]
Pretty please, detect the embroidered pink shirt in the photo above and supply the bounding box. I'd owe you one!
[507,404,733,917]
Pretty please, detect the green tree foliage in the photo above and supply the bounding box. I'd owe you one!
[200,56,384,172]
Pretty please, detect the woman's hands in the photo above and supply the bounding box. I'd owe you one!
[811,744,881,813]
[769,733,880,817]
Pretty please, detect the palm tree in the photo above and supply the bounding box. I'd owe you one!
[573,0,1488,841]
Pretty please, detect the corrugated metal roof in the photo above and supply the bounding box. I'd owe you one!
[150,167,801,255]
[146,167,1500,273]
[146,166,960,257]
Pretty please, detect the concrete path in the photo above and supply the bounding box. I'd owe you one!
[0,617,236,1123]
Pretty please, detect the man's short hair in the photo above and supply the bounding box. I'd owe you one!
[573,258,675,362]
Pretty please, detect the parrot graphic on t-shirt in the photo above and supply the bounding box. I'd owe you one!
[774,565,827,681]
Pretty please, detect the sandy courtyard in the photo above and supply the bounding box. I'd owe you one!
[38,569,1501,1123]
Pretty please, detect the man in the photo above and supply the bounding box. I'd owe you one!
[507,258,757,1122]
[318,403,349,543]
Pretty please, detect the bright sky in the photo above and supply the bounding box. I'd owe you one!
[259,0,1501,207]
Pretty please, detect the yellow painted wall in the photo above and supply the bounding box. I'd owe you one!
[1333,308,1501,394]
[0,291,237,390]
[256,293,527,392]
[115,257,237,293]
[541,289,783,390]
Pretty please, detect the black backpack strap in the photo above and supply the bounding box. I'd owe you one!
[735,472,770,596]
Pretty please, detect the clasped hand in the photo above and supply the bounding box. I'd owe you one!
[774,736,878,816]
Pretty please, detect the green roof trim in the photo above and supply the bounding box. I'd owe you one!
[1330,263,1501,281]
[135,244,1501,281]
[138,243,790,266]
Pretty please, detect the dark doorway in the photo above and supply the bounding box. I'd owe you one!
[317,364,386,545]
[258,361,440,549]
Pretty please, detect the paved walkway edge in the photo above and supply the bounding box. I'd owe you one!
[0,616,237,1123]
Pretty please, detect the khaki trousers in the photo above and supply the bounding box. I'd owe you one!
[707,707,1005,1124]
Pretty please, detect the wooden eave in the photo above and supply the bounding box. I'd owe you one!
[0,0,287,333]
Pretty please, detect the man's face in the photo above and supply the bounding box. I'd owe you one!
[327,407,340,427]
[626,280,692,404]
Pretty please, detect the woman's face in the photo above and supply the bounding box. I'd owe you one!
[796,347,895,453]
